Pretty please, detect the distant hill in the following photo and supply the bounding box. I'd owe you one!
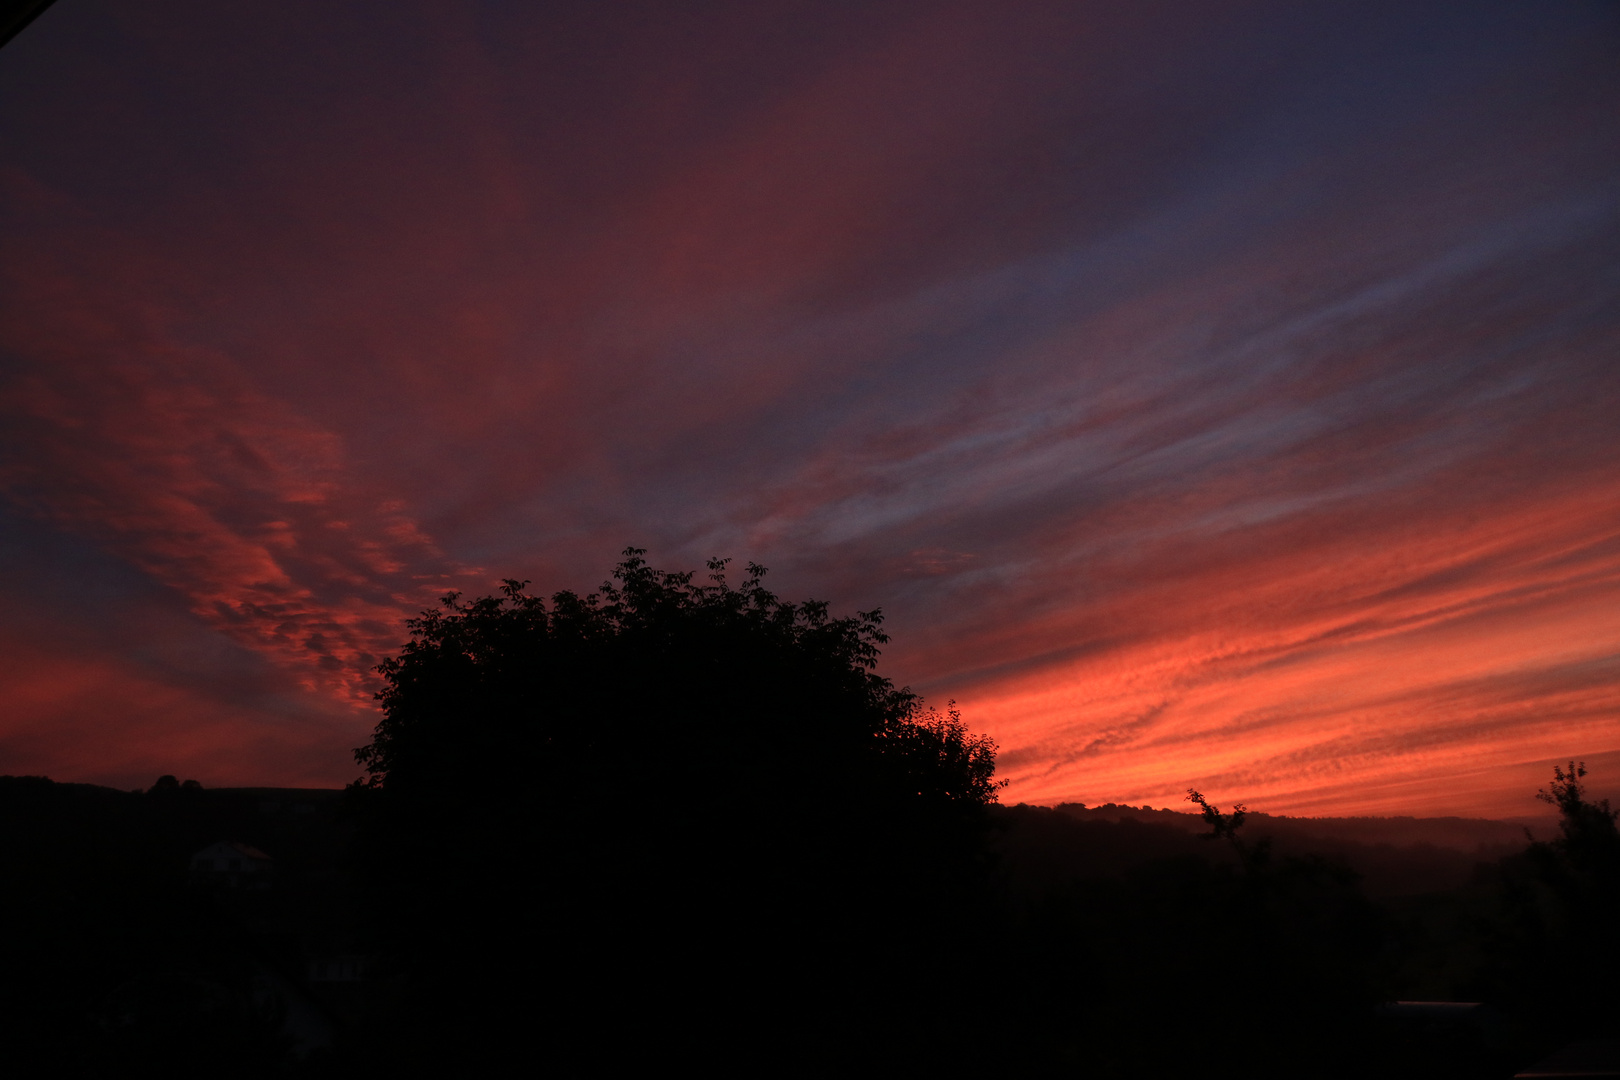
[994,802,1540,898]
[1050,801,1534,851]
[3,775,1539,901]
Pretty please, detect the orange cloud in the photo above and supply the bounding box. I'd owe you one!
[955,472,1620,817]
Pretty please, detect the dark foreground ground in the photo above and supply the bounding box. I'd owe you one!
[1,776,1614,1077]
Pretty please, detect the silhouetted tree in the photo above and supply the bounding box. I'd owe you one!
[1476,763,1620,1049]
[1187,787,1273,871]
[1531,764,1620,1028]
[351,549,1002,1071]
[1535,761,1620,878]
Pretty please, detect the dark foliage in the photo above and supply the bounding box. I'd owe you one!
[1534,761,1620,877]
[7,759,1616,1076]
[984,801,1389,1077]
[0,777,358,1076]
[1474,762,1620,1046]
[981,767,1620,1079]
[350,550,1002,1072]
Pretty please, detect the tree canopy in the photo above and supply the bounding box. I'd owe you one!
[356,548,1000,814]
[349,549,1003,1071]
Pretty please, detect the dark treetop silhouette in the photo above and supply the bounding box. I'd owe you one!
[1534,760,1620,873]
[356,548,1000,808]
[349,549,1002,1071]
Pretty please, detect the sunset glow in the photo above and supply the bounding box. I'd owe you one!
[2,1,1617,816]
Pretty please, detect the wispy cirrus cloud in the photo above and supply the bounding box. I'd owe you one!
[1,0,1617,811]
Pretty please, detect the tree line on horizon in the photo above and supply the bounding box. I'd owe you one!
[1,550,1616,1077]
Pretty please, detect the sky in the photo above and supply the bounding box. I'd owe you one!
[2,0,1618,818]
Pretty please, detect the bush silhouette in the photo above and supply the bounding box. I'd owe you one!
[351,549,1002,1071]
